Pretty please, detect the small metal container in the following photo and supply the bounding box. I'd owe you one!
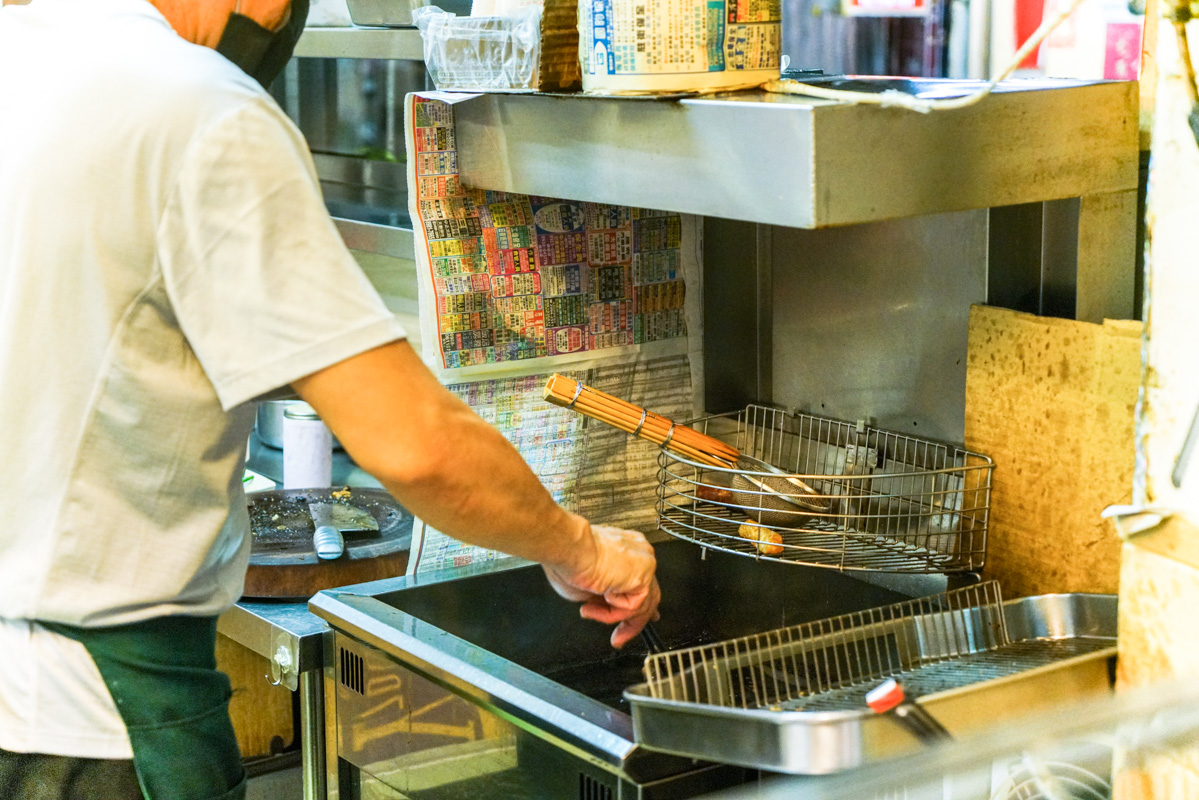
[256,400,342,451]
[282,403,333,490]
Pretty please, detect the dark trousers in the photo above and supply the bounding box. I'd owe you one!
[0,749,143,800]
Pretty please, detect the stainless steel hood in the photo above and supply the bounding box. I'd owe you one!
[450,79,1138,228]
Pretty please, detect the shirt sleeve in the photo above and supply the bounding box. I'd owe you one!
[157,97,407,411]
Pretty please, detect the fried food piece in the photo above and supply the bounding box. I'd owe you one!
[737,522,784,555]
[696,484,735,505]
[330,487,352,500]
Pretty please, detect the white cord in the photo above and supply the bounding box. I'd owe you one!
[763,0,1092,113]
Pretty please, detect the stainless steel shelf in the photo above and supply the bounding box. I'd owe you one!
[294,26,423,60]
[333,216,415,260]
[452,79,1139,228]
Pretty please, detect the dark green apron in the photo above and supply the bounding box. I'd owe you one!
[42,616,246,800]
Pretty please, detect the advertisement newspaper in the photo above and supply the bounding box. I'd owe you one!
[404,93,703,574]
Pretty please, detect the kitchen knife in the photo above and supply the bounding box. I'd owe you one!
[309,501,344,560]
[329,502,380,536]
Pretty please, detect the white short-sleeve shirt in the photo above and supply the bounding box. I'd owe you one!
[0,0,406,757]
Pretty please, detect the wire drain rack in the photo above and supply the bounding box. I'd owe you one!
[655,405,994,573]
[640,582,1012,709]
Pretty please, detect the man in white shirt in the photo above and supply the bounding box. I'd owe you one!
[0,1,660,797]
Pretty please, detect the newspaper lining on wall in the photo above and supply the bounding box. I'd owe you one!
[407,354,695,573]
[404,92,703,575]
[408,93,695,382]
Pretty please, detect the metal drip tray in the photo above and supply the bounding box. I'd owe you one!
[625,593,1117,774]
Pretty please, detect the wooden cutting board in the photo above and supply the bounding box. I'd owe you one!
[244,488,413,599]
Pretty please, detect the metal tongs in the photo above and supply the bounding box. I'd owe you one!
[866,678,951,743]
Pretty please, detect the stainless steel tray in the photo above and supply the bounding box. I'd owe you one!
[624,592,1116,774]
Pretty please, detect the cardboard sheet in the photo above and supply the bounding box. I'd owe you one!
[964,304,1140,597]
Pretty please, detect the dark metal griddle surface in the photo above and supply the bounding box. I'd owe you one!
[374,541,912,711]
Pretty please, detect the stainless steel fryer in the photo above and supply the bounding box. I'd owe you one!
[625,585,1116,774]
[310,541,936,799]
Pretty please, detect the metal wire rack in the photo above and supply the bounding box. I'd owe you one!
[642,583,1023,711]
[655,405,994,573]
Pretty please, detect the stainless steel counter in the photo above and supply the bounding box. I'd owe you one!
[451,79,1138,228]
[310,542,942,798]
[219,600,330,800]
[218,601,328,691]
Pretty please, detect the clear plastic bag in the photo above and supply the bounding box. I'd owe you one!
[412,5,543,92]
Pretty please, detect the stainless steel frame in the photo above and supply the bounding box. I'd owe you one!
[217,602,331,800]
[262,60,1141,796]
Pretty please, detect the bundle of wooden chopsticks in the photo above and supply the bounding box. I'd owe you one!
[543,374,738,468]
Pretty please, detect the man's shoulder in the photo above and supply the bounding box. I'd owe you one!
[132,38,273,129]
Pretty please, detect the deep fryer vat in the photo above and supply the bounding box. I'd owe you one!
[310,540,928,787]
[350,541,912,708]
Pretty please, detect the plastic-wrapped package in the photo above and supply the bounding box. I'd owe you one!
[413,5,543,92]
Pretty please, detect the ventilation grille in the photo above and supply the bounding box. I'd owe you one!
[578,773,613,800]
[339,647,365,695]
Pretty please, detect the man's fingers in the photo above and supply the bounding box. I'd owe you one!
[579,601,631,625]
[610,615,653,649]
[602,586,650,611]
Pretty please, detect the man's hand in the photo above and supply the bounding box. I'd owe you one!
[542,520,661,649]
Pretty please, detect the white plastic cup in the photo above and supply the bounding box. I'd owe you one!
[282,403,333,490]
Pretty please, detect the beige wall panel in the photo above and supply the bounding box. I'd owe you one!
[1115,545,1199,799]
[1117,543,1199,690]
[965,305,1140,597]
[1114,15,1199,793]
[1115,750,1199,800]
[1137,19,1199,516]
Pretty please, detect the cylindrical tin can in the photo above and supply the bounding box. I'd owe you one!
[282,403,333,490]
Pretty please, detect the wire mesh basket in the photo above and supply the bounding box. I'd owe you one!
[655,405,994,573]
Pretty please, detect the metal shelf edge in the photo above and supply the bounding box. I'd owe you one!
[333,216,416,259]
[295,27,424,61]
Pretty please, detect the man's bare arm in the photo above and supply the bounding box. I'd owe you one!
[291,339,659,646]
